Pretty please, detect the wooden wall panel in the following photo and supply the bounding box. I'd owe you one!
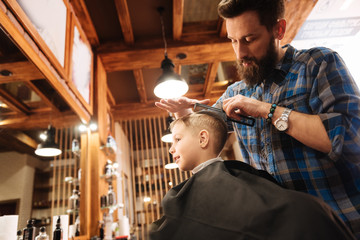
[119,115,192,239]
[49,126,82,235]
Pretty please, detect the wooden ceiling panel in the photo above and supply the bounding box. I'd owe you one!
[107,70,139,103]
[99,41,235,72]
[0,0,317,148]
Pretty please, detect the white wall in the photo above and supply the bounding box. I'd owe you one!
[0,152,43,229]
[114,122,133,225]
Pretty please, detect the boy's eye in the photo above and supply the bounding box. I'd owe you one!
[175,138,181,142]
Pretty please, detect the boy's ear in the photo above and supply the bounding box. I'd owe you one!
[199,130,210,148]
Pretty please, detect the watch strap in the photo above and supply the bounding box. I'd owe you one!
[281,108,292,118]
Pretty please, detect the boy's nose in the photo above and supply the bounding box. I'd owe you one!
[169,145,175,154]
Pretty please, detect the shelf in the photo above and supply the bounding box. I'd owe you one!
[33,205,51,209]
[64,176,80,186]
[64,149,81,157]
[100,172,119,183]
[66,208,79,214]
[101,203,124,211]
[100,145,116,156]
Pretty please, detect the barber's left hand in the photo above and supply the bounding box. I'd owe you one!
[222,95,268,120]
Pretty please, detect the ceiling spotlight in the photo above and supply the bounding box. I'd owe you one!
[0,70,12,76]
[89,122,98,131]
[39,132,47,141]
[0,101,8,108]
[79,124,87,132]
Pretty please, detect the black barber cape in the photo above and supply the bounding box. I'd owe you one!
[149,160,355,240]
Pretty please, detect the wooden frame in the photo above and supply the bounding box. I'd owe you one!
[68,12,94,114]
[4,0,70,78]
[3,0,93,117]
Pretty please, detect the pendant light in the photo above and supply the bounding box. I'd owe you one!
[35,125,62,157]
[154,7,188,99]
[161,114,174,143]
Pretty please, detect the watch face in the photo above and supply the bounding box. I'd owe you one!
[276,120,288,131]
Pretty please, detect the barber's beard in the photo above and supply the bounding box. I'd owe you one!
[236,38,278,87]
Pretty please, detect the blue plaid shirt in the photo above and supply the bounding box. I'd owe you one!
[214,45,360,237]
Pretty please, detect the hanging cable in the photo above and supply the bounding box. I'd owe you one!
[157,7,167,56]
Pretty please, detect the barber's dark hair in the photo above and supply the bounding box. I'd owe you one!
[218,0,285,31]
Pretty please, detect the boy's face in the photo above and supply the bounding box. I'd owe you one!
[169,122,202,171]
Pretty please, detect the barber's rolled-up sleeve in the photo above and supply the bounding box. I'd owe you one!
[310,51,360,162]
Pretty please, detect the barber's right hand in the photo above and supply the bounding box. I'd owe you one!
[155,97,210,118]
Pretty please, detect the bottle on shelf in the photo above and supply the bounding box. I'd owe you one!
[78,168,82,182]
[104,160,113,178]
[71,139,80,154]
[17,230,23,240]
[99,220,105,240]
[107,184,116,207]
[23,219,36,240]
[106,133,117,154]
[53,217,62,240]
[75,216,80,236]
[100,195,107,208]
[35,227,49,240]
[103,213,113,240]
[69,189,80,210]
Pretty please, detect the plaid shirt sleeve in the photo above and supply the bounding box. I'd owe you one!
[306,48,360,161]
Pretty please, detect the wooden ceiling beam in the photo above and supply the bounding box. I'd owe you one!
[106,87,116,107]
[111,92,223,119]
[173,0,184,41]
[69,0,100,46]
[203,61,219,97]
[99,40,235,72]
[0,111,81,129]
[114,0,134,45]
[133,69,147,103]
[111,100,166,119]
[0,87,30,114]
[0,129,37,155]
[26,81,60,113]
[11,130,38,149]
[0,61,44,83]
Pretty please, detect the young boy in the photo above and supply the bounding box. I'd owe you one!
[149,111,355,240]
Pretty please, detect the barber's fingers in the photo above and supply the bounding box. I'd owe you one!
[155,97,211,114]
[197,99,211,105]
[223,96,245,119]
[155,101,171,111]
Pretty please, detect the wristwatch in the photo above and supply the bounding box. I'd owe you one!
[274,108,292,131]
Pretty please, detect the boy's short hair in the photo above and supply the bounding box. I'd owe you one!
[218,0,285,31]
[170,111,228,155]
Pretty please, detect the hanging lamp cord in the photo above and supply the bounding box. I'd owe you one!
[158,7,167,57]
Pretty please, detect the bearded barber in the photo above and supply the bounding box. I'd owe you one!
[155,0,360,237]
